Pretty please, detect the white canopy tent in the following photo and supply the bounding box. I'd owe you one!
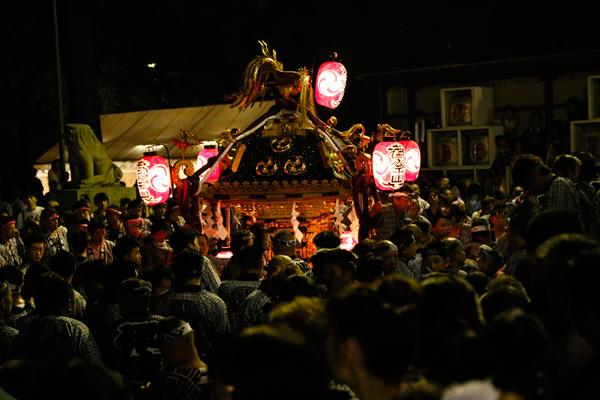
[35,101,276,191]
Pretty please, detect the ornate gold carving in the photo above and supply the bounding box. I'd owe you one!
[284,156,306,175]
[270,137,293,153]
[256,158,278,176]
[172,159,195,188]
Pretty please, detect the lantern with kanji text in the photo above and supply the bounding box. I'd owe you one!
[372,140,421,191]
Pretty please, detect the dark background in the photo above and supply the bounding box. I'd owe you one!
[1,1,598,196]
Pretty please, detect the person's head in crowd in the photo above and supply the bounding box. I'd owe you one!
[264,254,293,280]
[72,199,91,221]
[479,310,548,398]
[272,229,297,257]
[23,231,45,263]
[476,245,503,278]
[139,265,174,308]
[105,205,122,228]
[511,155,553,193]
[0,219,17,244]
[552,153,581,183]
[309,249,329,285]
[373,240,399,276]
[479,284,531,324]
[489,205,509,232]
[390,229,419,264]
[267,264,304,300]
[491,191,506,207]
[322,249,357,295]
[149,218,170,243]
[273,275,320,304]
[0,279,13,320]
[72,260,106,302]
[325,276,421,399]
[171,248,204,284]
[169,227,201,255]
[0,358,132,400]
[389,183,416,214]
[229,324,330,400]
[152,202,167,220]
[419,273,483,382]
[571,151,598,181]
[523,209,583,260]
[34,273,76,317]
[535,233,600,340]
[426,189,441,207]
[442,237,466,269]
[24,193,39,211]
[21,262,50,302]
[229,229,254,256]
[195,232,210,256]
[479,196,495,216]
[407,195,422,220]
[165,199,182,223]
[249,223,270,252]
[470,218,492,246]
[122,213,143,240]
[351,238,376,257]
[430,212,451,240]
[413,219,432,245]
[238,245,265,275]
[87,218,107,245]
[402,223,423,247]
[156,317,206,371]
[118,278,152,316]
[113,236,142,266]
[465,270,489,296]
[127,199,144,218]
[69,218,89,234]
[410,183,422,197]
[269,296,327,355]
[0,264,24,306]
[355,254,384,283]
[447,204,467,225]
[68,229,90,259]
[93,192,109,214]
[421,241,450,273]
[313,230,341,251]
[49,250,77,282]
[39,208,59,234]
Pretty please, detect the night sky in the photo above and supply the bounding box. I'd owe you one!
[1,1,599,192]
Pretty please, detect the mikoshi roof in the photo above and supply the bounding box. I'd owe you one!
[195,99,364,221]
[35,102,276,164]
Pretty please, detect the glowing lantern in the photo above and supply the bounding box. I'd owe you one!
[340,231,358,251]
[197,142,221,182]
[372,141,421,191]
[315,61,347,109]
[136,154,171,205]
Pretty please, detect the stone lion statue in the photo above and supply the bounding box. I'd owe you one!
[65,123,123,186]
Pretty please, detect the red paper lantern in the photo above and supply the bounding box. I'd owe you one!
[372,141,421,191]
[196,144,221,182]
[136,155,171,205]
[315,61,347,109]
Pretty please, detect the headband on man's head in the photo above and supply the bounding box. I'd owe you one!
[471,224,491,233]
[125,217,143,225]
[157,322,193,345]
[273,237,296,247]
[106,208,121,215]
[389,191,414,198]
[1,220,15,229]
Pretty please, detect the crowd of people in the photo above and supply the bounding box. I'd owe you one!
[0,145,599,399]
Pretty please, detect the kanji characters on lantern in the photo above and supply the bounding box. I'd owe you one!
[372,141,421,191]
